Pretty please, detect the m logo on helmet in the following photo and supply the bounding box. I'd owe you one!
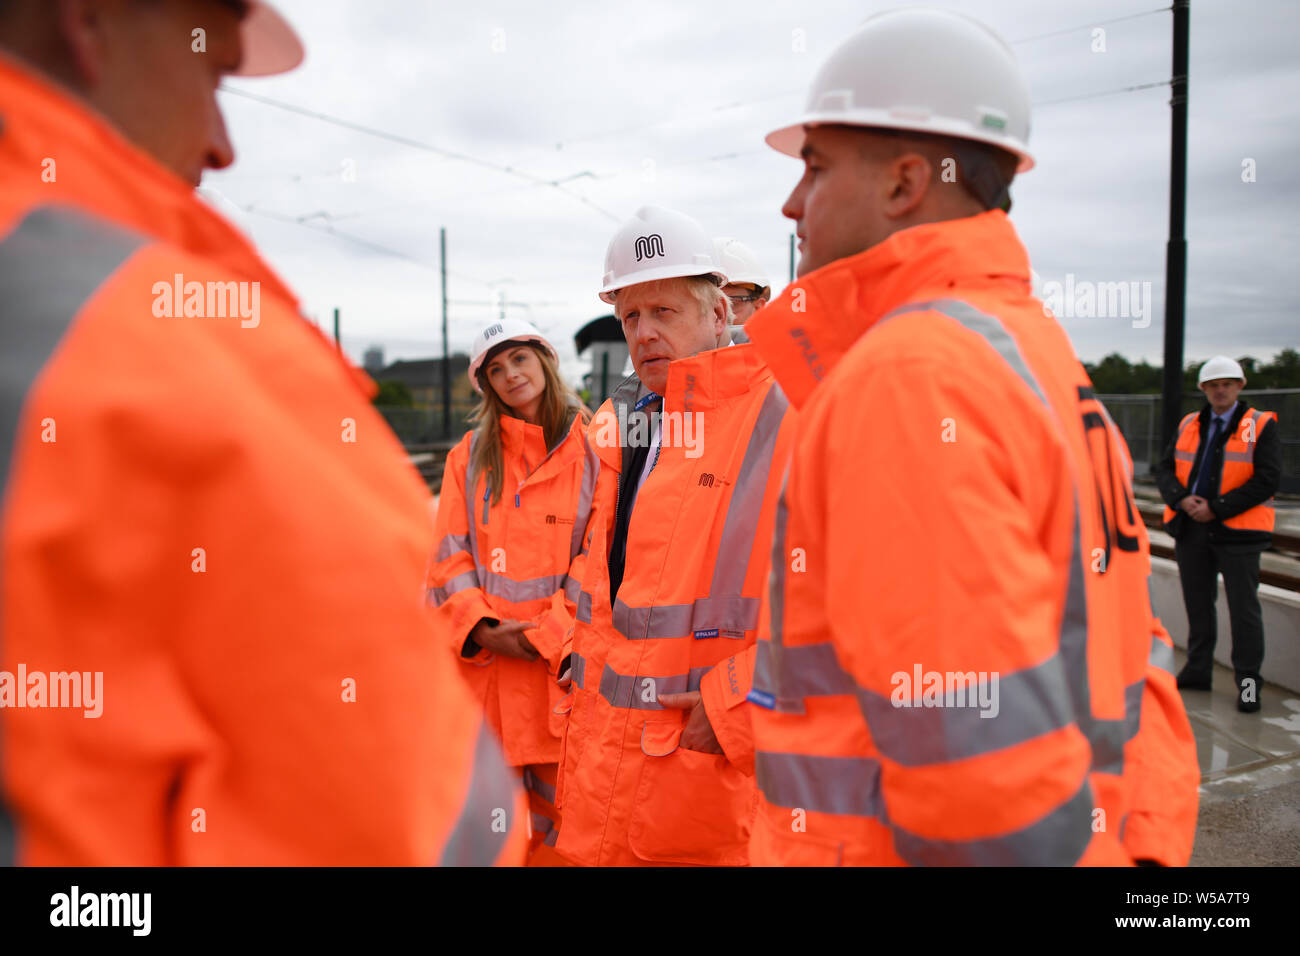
[634,234,665,262]
[484,323,504,338]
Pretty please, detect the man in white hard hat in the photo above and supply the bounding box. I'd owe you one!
[1154,356,1281,712]
[743,7,1199,866]
[714,237,772,328]
[0,1,525,864]
[550,205,795,866]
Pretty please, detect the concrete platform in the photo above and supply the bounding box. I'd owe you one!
[1171,646,1300,866]
[1143,547,1300,863]
[1150,553,1300,694]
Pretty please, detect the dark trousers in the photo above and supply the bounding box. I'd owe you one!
[1173,522,1265,680]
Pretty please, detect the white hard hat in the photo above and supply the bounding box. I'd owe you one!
[598,206,726,304]
[467,319,558,393]
[1198,356,1246,385]
[233,1,305,77]
[713,238,771,290]
[767,7,1034,172]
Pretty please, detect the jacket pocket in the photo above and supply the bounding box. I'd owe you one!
[626,721,754,866]
[751,803,846,866]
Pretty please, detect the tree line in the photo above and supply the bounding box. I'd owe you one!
[1086,348,1300,395]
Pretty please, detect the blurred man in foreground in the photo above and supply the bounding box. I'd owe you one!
[0,0,523,865]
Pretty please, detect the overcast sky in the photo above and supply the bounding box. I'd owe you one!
[200,0,1300,384]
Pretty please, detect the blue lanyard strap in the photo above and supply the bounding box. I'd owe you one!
[633,391,662,412]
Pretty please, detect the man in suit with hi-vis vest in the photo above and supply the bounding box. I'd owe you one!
[1154,355,1282,713]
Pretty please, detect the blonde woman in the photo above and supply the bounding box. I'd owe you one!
[427,319,596,865]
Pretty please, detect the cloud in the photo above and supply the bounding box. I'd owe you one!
[207,0,1299,380]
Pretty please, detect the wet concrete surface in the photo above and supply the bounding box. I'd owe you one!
[1176,648,1300,865]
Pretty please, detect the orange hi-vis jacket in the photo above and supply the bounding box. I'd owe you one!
[0,54,525,865]
[427,410,599,768]
[744,210,1200,866]
[1162,408,1277,532]
[554,345,795,866]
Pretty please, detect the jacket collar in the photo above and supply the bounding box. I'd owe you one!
[0,52,296,302]
[592,342,771,471]
[606,342,768,414]
[497,413,546,459]
[1199,401,1247,432]
[499,405,584,482]
[747,210,1033,409]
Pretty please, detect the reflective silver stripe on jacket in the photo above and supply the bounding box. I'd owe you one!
[569,652,712,710]
[427,570,480,606]
[571,438,600,562]
[522,768,557,805]
[438,720,518,866]
[435,533,471,562]
[1148,634,1176,678]
[755,751,884,818]
[881,299,1103,781]
[1,206,148,867]
[611,384,788,640]
[612,594,760,641]
[755,298,1107,864]
[893,781,1095,866]
[480,570,566,604]
[856,651,1076,767]
[749,467,802,711]
[431,429,587,609]
[1226,410,1272,464]
[754,751,1096,865]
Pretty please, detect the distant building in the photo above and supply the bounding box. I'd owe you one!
[574,315,629,405]
[363,345,385,375]
[376,354,473,410]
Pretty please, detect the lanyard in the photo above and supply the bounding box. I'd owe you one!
[633,391,662,412]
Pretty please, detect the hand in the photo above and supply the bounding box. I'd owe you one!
[470,619,540,661]
[1182,495,1215,523]
[657,691,724,754]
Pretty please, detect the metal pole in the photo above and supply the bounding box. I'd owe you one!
[1147,396,1157,476]
[332,307,340,350]
[788,233,796,283]
[1160,0,1190,450]
[440,227,451,440]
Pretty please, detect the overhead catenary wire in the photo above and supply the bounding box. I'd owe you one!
[510,7,1173,157]
[219,85,620,222]
[1009,5,1171,45]
[1035,78,1172,109]
[211,4,1185,338]
[220,5,1179,226]
[223,202,579,323]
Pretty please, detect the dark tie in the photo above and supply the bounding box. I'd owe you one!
[1192,418,1223,497]
[607,437,653,604]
